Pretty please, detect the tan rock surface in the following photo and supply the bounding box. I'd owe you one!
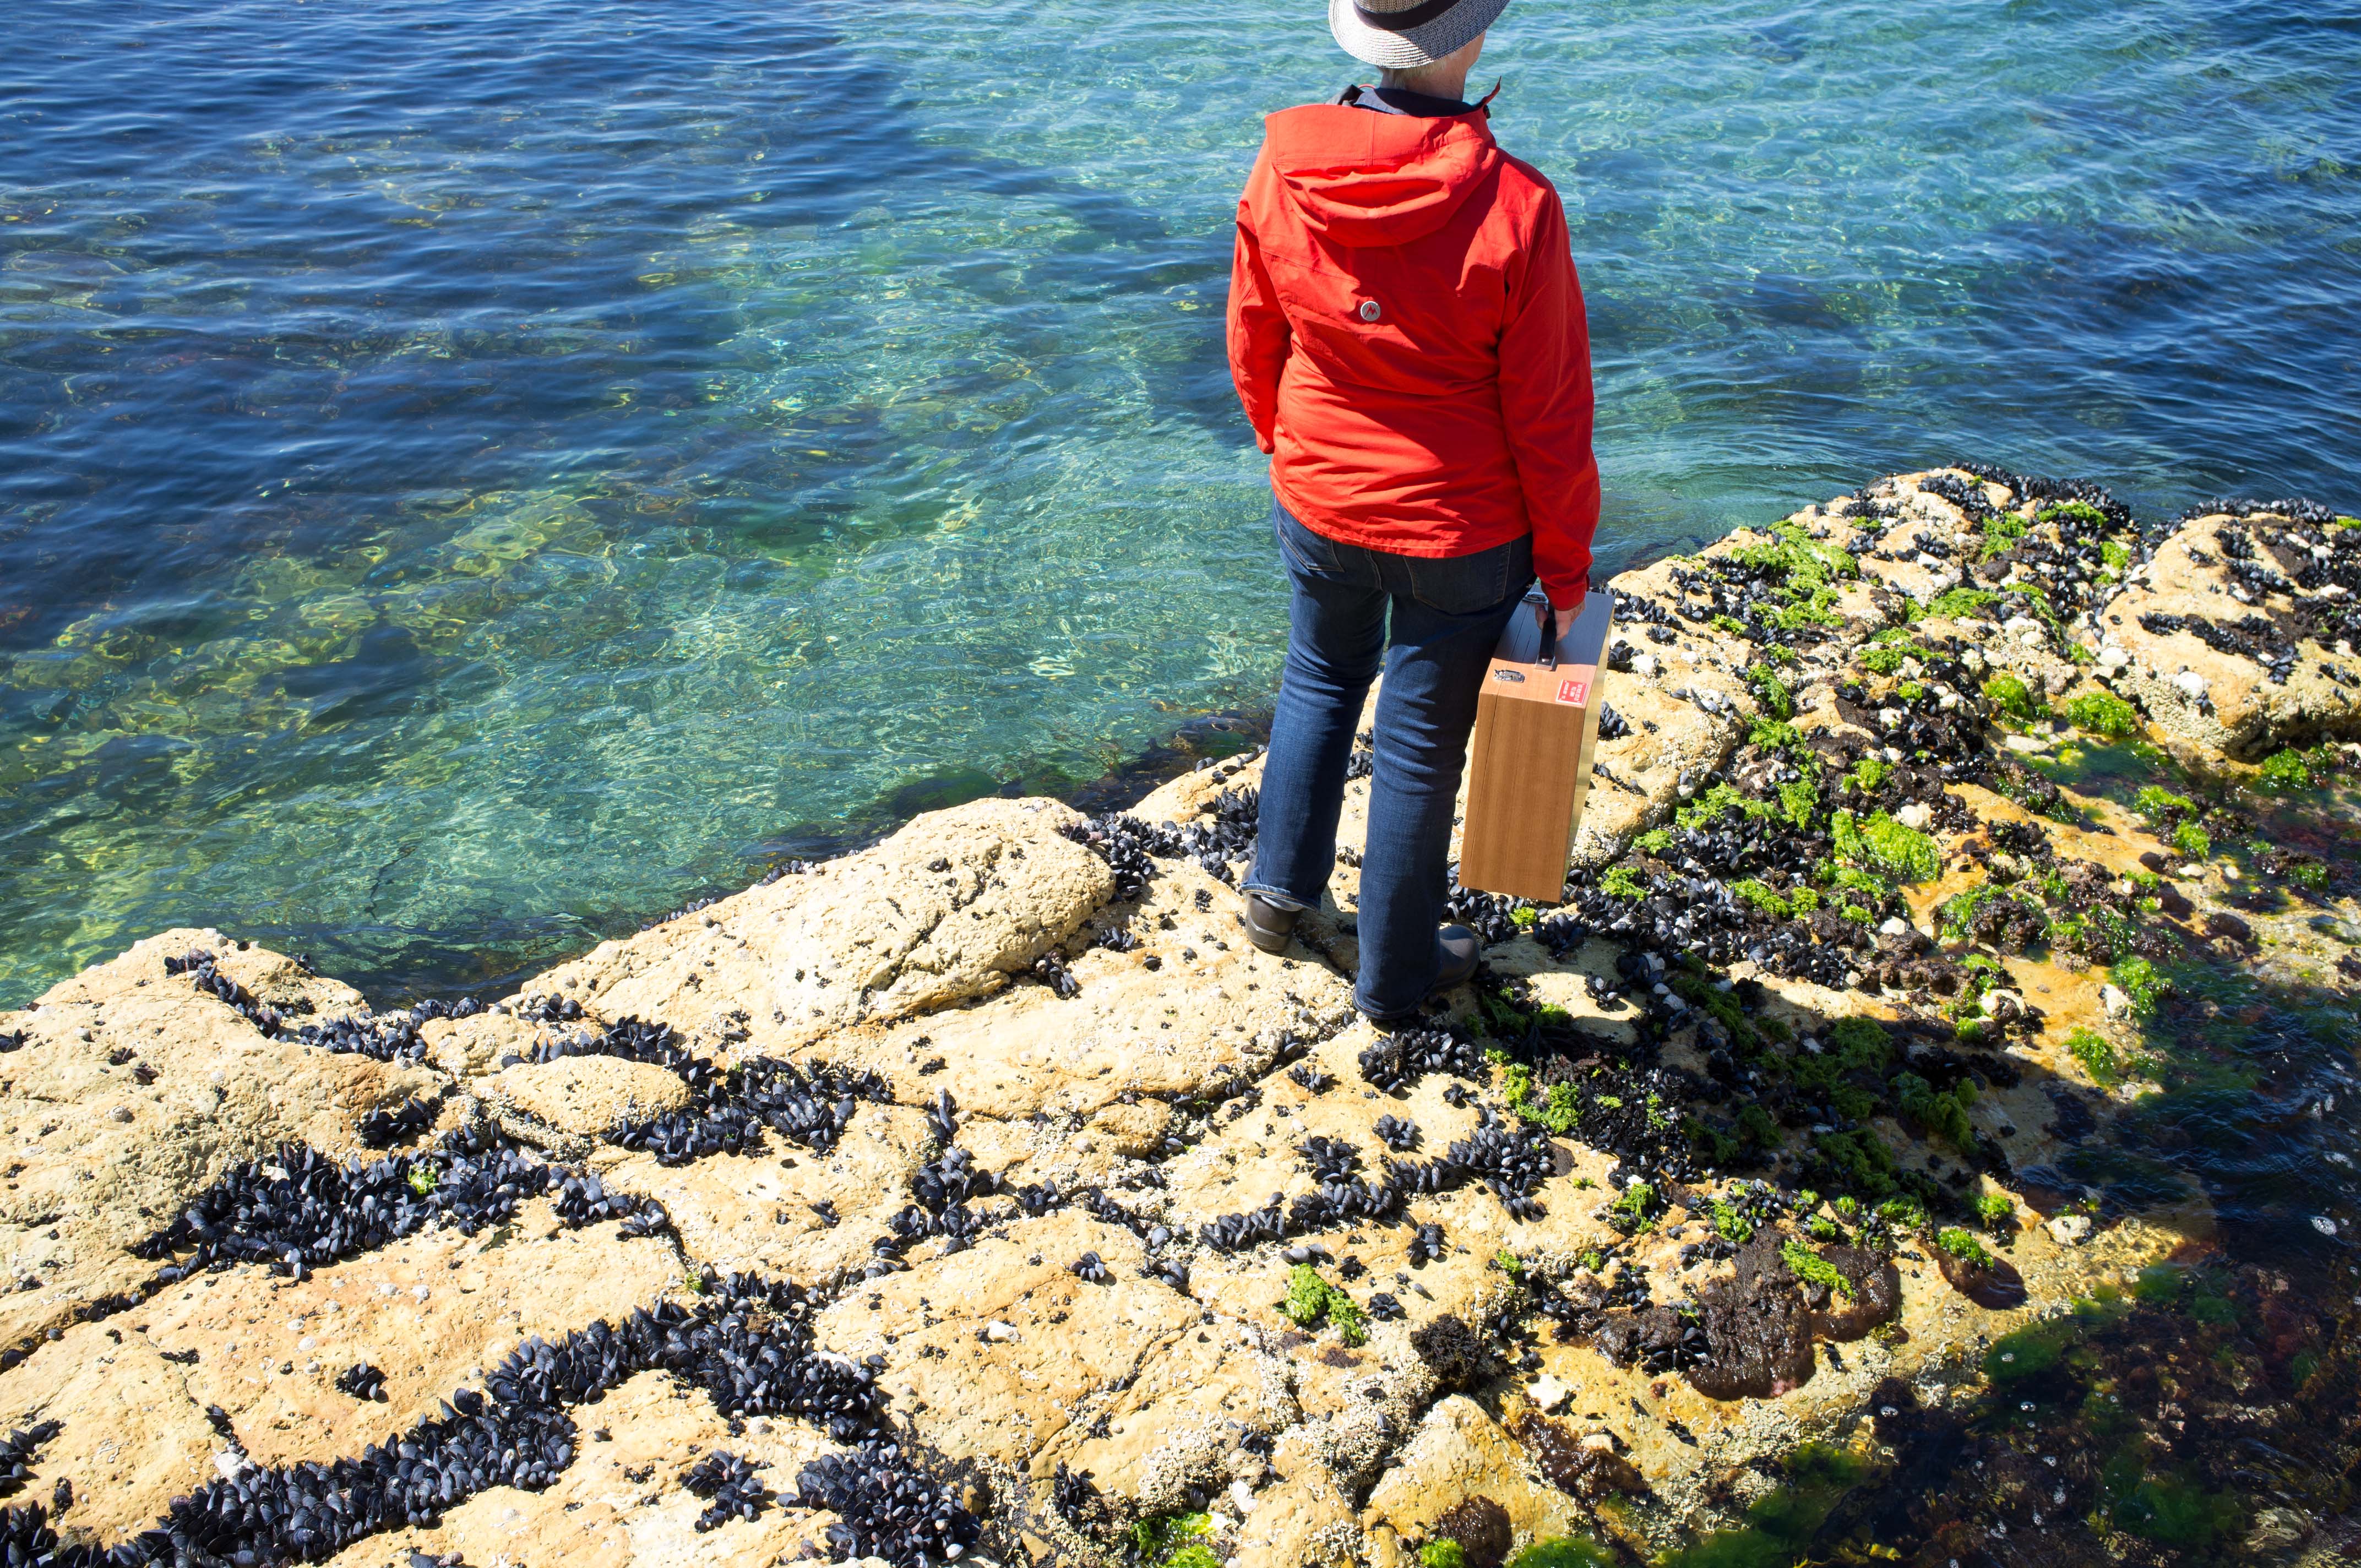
[0,1198,679,1545]
[1,929,442,1346]
[317,1370,841,1568]
[817,853,1354,1126]
[484,1054,693,1137]
[812,1210,1294,1512]
[594,1104,933,1284]
[2098,510,2360,760]
[520,798,1112,1056]
[1362,1395,1582,1548]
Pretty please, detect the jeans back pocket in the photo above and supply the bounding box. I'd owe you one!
[1406,532,1532,617]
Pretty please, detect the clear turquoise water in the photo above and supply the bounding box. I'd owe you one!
[3,0,2354,1003]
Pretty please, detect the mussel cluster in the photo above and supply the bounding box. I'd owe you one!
[551,1170,669,1236]
[1197,1194,1288,1254]
[102,1273,878,1567]
[1299,1136,1359,1184]
[166,945,502,1068]
[795,1441,980,1567]
[1048,1460,1104,1527]
[682,1451,769,1532]
[333,1363,388,1403]
[527,1016,890,1166]
[1198,1109,1553,1252]
[2138,607,2298,684]
[132,1126,666,1284]
[1357,1026,1488,1092]
[1030,950,1078,998]
[1059,783,1262,900]
[356,1096,439,1150]
[514,992,586,1025]
[164,949,292,1038]
[0,1421,60,1499]
[0,1503,97,1568]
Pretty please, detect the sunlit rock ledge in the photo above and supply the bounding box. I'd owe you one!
[3,469,2357,1568]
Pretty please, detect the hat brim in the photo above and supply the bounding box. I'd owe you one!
[1329,0,1511,69]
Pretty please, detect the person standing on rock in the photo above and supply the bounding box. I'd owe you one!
[1227,0,1600,1022]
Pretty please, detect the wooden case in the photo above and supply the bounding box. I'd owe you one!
[1457,589,1617,902]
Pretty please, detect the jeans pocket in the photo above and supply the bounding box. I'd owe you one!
[1406,533,1532,616]
[1274,502,1343,579]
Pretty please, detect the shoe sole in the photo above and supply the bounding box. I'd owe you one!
[1239,908,1297,956]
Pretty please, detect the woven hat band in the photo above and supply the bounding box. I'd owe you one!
[1352,0,1466,31]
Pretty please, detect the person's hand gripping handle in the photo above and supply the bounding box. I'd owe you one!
[1531,594,1580,669]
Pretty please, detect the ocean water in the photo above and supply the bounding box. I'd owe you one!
[2,0,2355,1004]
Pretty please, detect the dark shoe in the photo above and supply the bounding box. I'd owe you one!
[1434,924,1480,990]
[1242,892,1302,955]
[1361,925,1482,1023]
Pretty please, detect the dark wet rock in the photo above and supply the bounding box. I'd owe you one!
[1935,1245,2029,1309]
[1593,1305,1706,1376]
[1803,1245,1902,1341]
[1506,1410,1646,1499]
[1428,1495,1513,1568]
[1685,1236,1815,1400]
[1410,1313,1486,1390]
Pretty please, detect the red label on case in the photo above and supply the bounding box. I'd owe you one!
[1556,678,1587,706]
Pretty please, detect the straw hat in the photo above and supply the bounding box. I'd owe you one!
[1328,0,1512,69]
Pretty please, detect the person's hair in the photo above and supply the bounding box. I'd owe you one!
[1377,62,1458,94]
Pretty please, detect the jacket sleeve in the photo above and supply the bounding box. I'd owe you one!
[1498,188,1601,609]
[1226,167,1291,456]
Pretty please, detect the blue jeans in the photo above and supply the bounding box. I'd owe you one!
[1245,498,1533,1019]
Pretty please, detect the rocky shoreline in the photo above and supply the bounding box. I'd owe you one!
[3,468,2358,1568]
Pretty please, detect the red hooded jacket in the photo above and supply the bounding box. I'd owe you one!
[1227,101,1600,607]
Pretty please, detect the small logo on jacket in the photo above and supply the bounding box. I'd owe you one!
[1357,300,1381,322]
[1555,678,1587,706]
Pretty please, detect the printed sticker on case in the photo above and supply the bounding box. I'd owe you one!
[1555,678,1588,706]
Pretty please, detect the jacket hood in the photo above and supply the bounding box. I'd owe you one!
[1259,104,1503,248]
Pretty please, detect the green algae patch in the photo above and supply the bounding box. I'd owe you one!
[1780,1238,1853,1298]
[1282,1264,1367,1346]
[2248,746,2323,798]
[1895,1072,1978,1153]
[1417,1542,1466,1568]
[1935,1225,1995,1268]
[1504,1540,1613,1568]
[2064,1024,2126,1086]
[2061,688,2138,737]
[1133,1513,1216,1568]
[1979,671,2043,722]
[1744,663,1796,720]
[2109,956,2170,1019]
[1831,807,1939,883]
[1656,1444,1872,1568]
